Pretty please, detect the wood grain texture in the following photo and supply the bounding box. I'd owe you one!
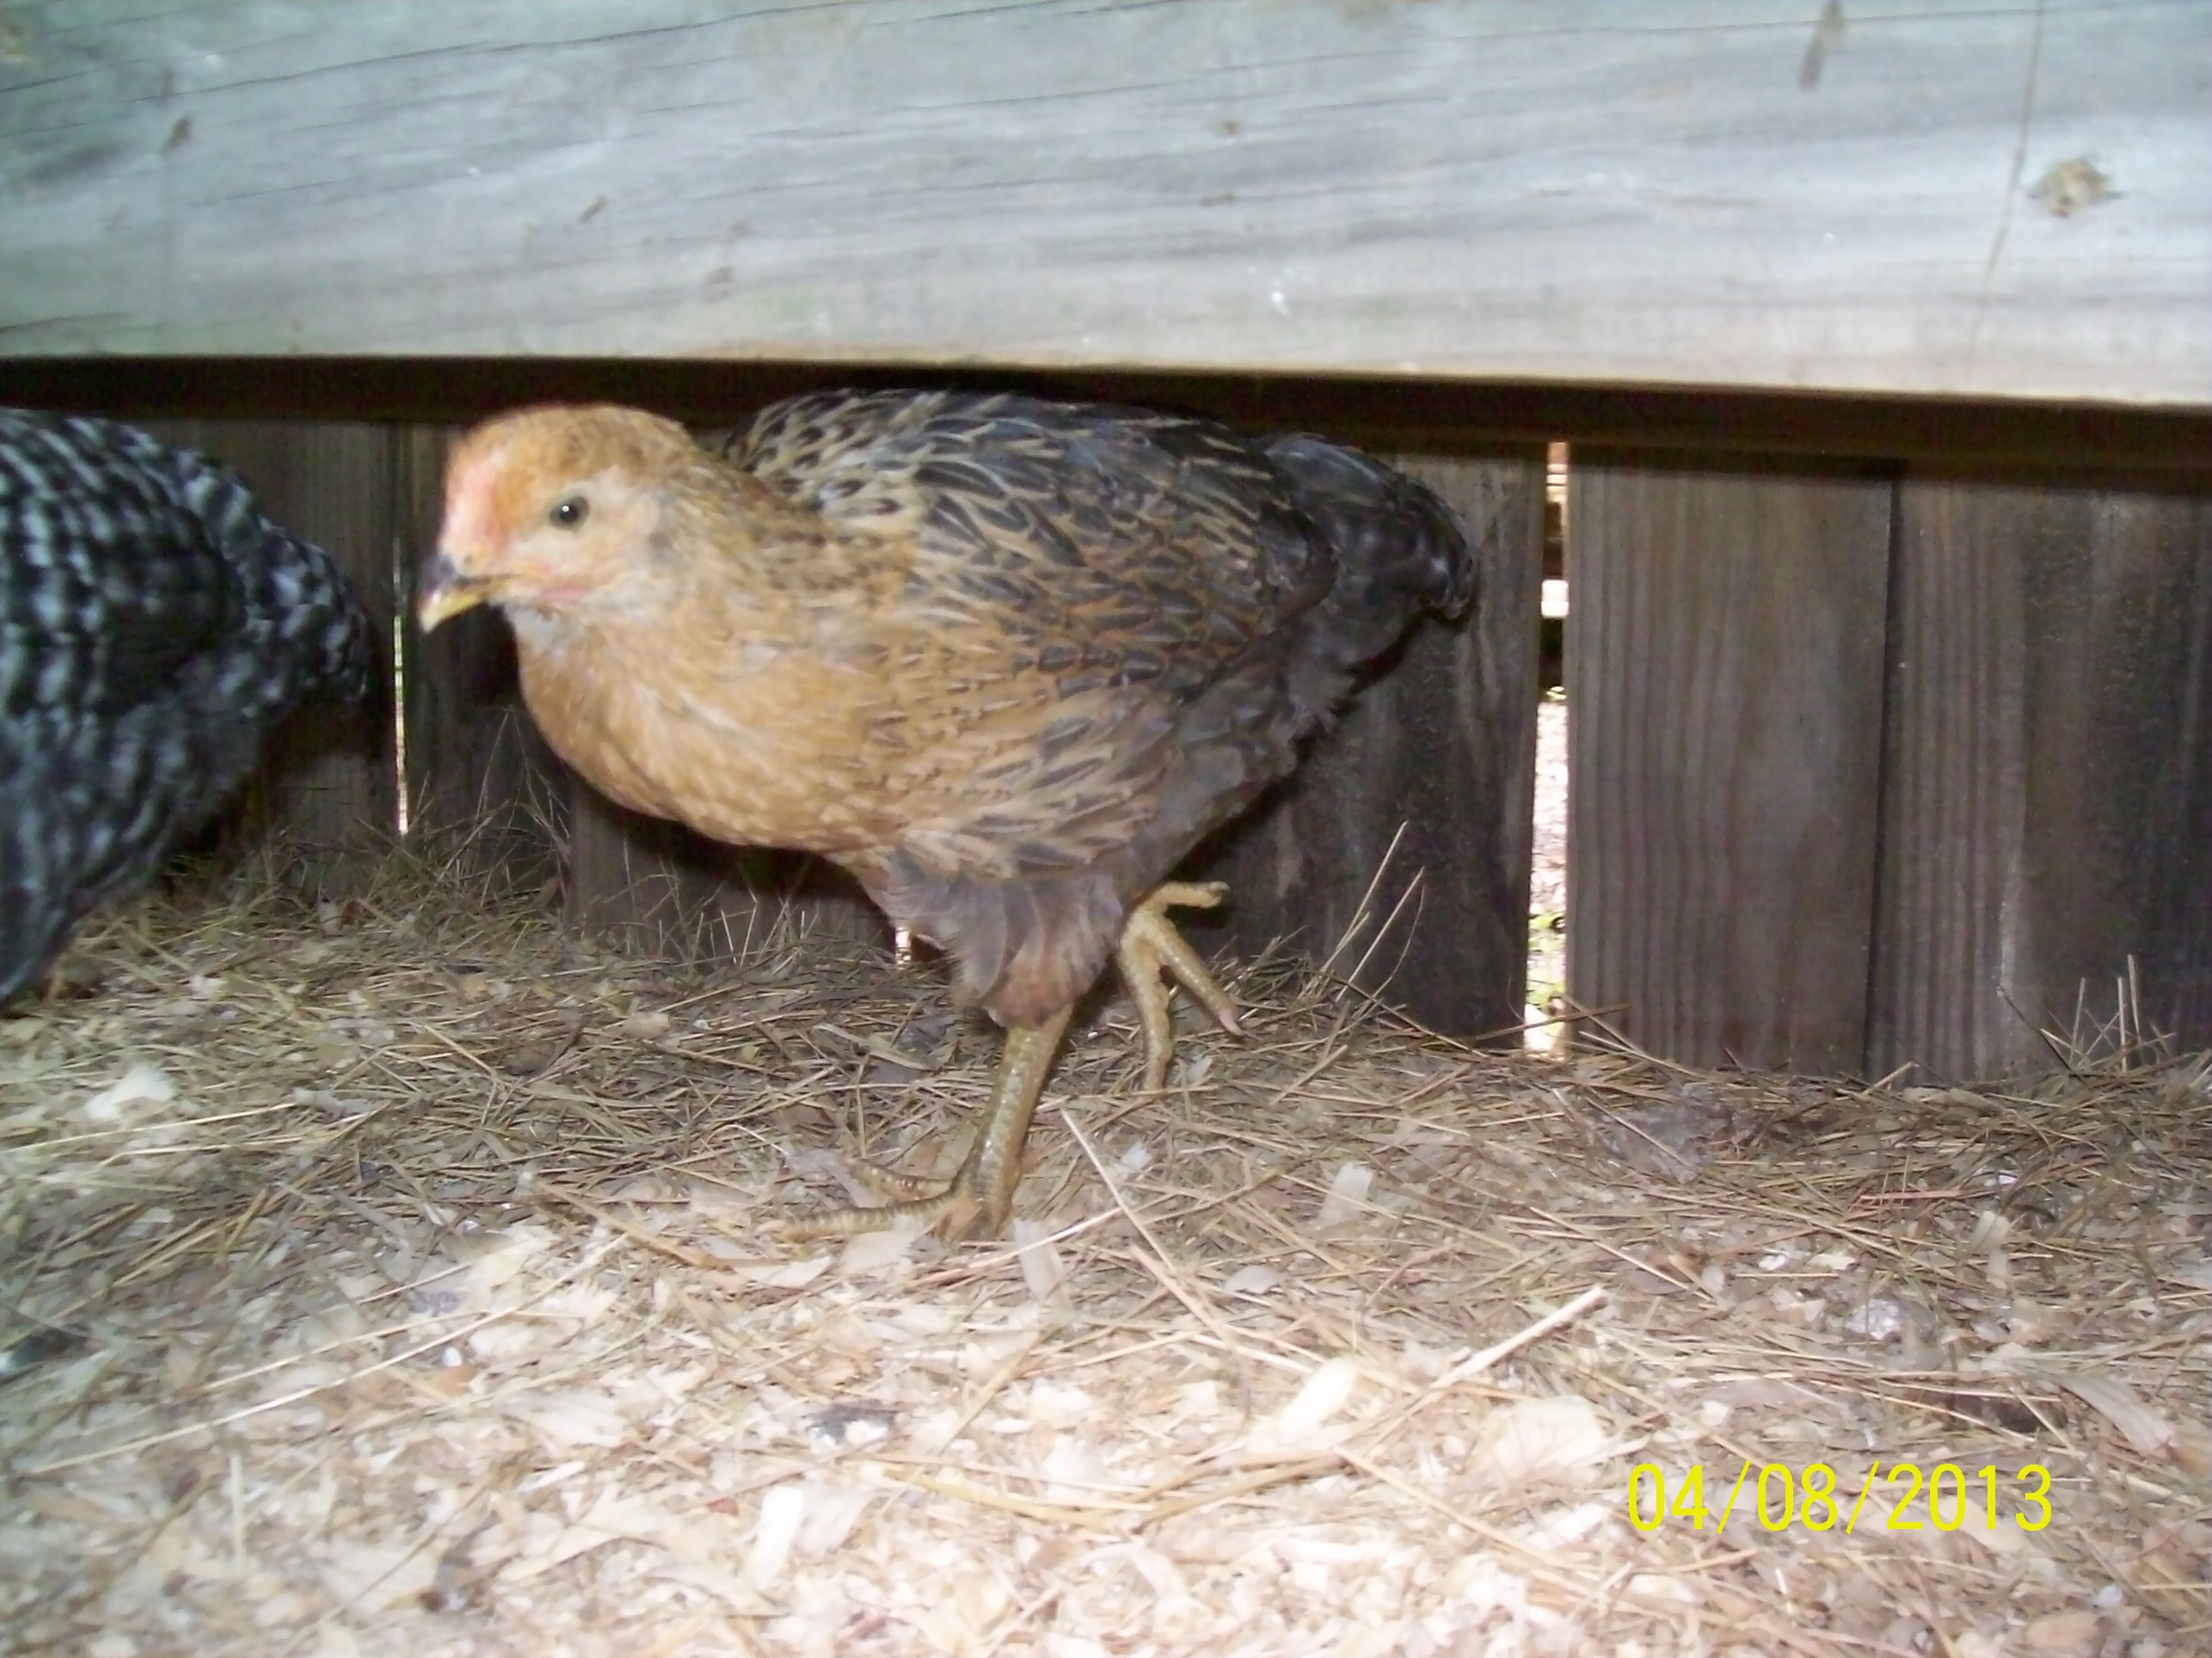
[10,360,2212,474]
[566,783,734,960]
[565,780,881,961]
[397,423,568,887]
[1870,470,2212,1079]
[138,417,396,895]
[3,1,2206,405]
[1568,453,1893,1072]
[1195,451,1545,1042]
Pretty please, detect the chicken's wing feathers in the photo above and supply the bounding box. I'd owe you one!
[1,420,243,719]
[731,390,1331,679]
[0,410,374,1007]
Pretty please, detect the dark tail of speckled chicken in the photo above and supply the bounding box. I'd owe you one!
[1262,434,1478,727]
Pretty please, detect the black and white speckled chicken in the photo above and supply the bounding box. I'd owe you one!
[0,409,375,1006]
[419,388,1474,1237]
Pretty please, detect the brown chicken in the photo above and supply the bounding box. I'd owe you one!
[419,389,1474,1237]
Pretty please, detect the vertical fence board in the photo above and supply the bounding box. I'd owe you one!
[141,418,397,893]
[566,781,882,962]
[1195,450,1545,1041]
[397,423,566,888]
[1568,453,1893,1072]
[1870,472,2212,1079]
[567,785,733,959]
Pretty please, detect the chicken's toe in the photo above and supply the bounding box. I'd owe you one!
[1116,881,1244,1090]
[776,1011,1072,1242]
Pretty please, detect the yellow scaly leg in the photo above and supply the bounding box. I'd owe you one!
[779,1006,1074,1242]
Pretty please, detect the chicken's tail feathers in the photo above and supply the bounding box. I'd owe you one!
[248,525,379,711]
[1263,434,1477,726]
[1263,433,1476,622]
[170,435,378,712]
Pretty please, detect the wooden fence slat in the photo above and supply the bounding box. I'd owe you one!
[567,785,732,960]
[1567,452,1893,1072]
[140,418,397,894]
[1870,471,2212,1079]
[565,781,882,963]
[396,422,567,889]
[1195,451,1545,1041]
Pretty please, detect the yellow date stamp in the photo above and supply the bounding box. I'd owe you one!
[1626,1460,2053,1535]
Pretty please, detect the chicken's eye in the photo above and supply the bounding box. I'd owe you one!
[550,495,590,530]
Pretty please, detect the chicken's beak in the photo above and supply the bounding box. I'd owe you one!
[416,553,490,633]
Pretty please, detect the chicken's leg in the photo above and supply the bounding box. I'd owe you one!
[1116,881,1244,1090]
[780,1005,1075,1242]
[778,883,1240,1241]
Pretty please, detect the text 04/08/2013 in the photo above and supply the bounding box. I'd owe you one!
[1626,1461,2054,1536]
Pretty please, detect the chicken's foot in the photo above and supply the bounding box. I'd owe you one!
[777,883,1238,1241]
[778,1005,1075,1242]
[1116,880,1244,1090]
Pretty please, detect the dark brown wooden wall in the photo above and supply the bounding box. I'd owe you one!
[1871,471,2212,1079]
[1570,454,2212,1083]
[1195,451,1545,1040]
[1567,455,1893,1074]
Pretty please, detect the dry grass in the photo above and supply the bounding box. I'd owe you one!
[3,851,2209,1658]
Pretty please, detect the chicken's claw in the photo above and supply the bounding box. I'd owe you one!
[776,1009,1073,1243]
[1115,881,1244,1090]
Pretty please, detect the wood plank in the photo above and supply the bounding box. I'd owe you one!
[3,1,2205,407]
[1195,451,1545,1042]
[396,422,567,890]
[566,784,733,961]
[566,780,882,962]
[138,418,396,895]
[10,361,2212,476]
[1567,453,1893,1072]
[1869,470,2212,1079]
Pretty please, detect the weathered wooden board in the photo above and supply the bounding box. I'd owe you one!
[1869,470,2212,1080]
[395,422,573,893]
[4,1,2206,407]
[1568,453,1894,1072]
[138,417,396,894]
[9,359,2212,474]
[564,780,881,962]
[1196,451,1545,1043]
[567,786,733,960]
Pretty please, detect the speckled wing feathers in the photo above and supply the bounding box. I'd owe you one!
[0,410,373,1005]
[1261,433,1478,723]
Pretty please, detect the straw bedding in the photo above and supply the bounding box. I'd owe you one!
[3,845,2207,1657]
